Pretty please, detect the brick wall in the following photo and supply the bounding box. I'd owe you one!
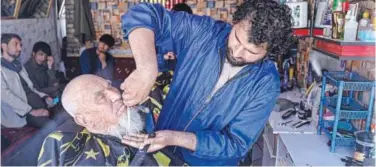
[66,0,81,57]
[65,0,244,57]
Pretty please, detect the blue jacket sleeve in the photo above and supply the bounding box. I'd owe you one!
[79,50,91,74]
[121,3,229,61]
[191,74,280,159]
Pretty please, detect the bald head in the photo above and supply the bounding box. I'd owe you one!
[62,75,110,115]
[62,75,144,138]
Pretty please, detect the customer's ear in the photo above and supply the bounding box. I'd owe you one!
[73,112,88,127]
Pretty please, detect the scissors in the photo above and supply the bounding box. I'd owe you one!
[278,120,293,126]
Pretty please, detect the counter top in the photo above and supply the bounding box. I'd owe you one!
[269,110,317,134]
[280,133,352,166]
[269,90,316,134]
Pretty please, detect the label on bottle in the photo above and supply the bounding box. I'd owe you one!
[359,19,369,27]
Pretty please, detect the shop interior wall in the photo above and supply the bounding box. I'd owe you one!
[1,5,60,67]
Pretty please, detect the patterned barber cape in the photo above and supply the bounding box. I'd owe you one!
[38,71,181,166]
[38,129,187,166]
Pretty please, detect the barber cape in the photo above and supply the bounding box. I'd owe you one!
[37,129,187,166]
[38,71,179,166]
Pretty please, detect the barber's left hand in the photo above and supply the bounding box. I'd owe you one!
[122,130,176,152]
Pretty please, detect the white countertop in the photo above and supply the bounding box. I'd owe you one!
[268,90,353,166]
[269,110,317,134]
[269,89,316,134]
[279,133,352,166]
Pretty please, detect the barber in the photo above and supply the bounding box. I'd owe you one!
[120,0,293,165]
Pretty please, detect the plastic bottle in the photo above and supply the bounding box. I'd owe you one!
[367,24,375,41]
[332,11,345,39]
[358,10,371,41]
[371,11,376,41]
[344,5,358,41]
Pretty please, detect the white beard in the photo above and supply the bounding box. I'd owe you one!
[106,110,144,139]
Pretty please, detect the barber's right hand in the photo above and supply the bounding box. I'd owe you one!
[121,69,157,107]
[30,109,50,117]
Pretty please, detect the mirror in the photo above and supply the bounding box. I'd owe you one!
[18,0,52,19]
[1,0,21,19]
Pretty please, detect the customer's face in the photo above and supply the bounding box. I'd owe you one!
[97,41,110,53]
[33,50,47,65]
[226,21,268,66]
[62,75,144,138]
[1,38,22,58]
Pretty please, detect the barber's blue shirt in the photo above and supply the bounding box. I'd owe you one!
[122,3,280,165]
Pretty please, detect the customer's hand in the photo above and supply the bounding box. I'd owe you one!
[30,109,50,117]
[120,69,157,106]
[122,130,176,152]
[47,56,54,70]
[45,96,53,102]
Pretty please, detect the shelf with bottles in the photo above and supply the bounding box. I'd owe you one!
[311,0,376,60]
[317,71,375,152]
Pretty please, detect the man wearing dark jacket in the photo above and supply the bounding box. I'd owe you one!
[79,34,115,81]
[24,41,62,98]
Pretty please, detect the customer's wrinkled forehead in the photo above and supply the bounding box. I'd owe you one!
[62,75,109,106]
[77,79,112,102]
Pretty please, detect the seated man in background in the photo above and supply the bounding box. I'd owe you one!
[24,41,63,98]
[79,34,115,81]
[1,33,54,128]
[38,75,186,166]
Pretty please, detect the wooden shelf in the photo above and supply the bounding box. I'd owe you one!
[293,28,323,37]
[313,36,375,61]
[314,35,375,46]
[312,46,375,60]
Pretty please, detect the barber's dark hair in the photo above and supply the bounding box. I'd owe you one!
[1,33,21,53]
[172,3,193,14]
[99,34,115,48]
[32,41,52,56]
[233,0,293,60]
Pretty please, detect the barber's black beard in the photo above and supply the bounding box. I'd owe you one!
[226,48,247,67]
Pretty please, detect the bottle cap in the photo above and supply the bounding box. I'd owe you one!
[363,10,370,18]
